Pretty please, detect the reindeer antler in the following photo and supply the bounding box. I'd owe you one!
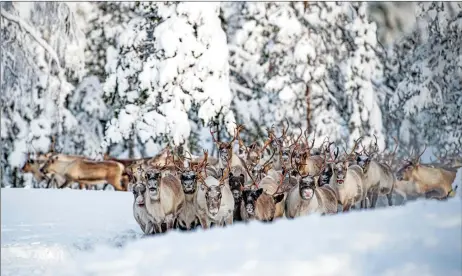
[388,137,399,166]
[210,128,220,145]
[346,136,363,160]
[414,144,427,165]
[244,163,258,188]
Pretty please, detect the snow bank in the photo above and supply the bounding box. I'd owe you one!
[2,188,461,276]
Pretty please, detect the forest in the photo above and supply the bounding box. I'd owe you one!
[1,2,461,188]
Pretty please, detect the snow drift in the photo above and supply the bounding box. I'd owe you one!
[1,188,461,276]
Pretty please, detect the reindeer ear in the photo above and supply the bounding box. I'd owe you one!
[229,172,234,177]
[273,193,284,204]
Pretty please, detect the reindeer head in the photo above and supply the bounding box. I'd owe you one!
[396,145,427,181]
[199,167,229,216]
[200,179,225,216]
[242,188,264,215]
[132,183,147,207]
[318,164,333,187]
[40,154,60,174]
[228,172,245,201]
[356,135,380,173]
[298,174,316,200]
[21,153,36,173]
[210,125,243,164]
[175,149,208,195]
[145,169,162,201]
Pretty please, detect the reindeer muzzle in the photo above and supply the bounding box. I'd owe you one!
[299,187,314,200]
[245,204,255,215]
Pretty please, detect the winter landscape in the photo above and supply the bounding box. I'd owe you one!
[1,2,462,276]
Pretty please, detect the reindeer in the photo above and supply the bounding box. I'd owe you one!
[244,153,287,219]
[143,164,185,233]
[240,187,285,223]
[239,161,285,222]
[396,145,458,200]
[173,150,209,231]
[21,153,53,187]
[331,138,366,211]
[41,153,125,191]
[356,135,397,208]
[210,124,245,170]
[132,181,155,235]
[318,143,339,187]
[195,168,234,229]
[285,151,339,218]
[265,120,292,171]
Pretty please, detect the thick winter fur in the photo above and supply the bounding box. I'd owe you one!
[299,153,324,176]
[228,172,245,222]
[41,154,125,191]
[257,169,288,219]
[285,175,338,218]
[144,171,185,233]
[195,176,234,229]
[176,171,200,230]
[240,188,284,222]
[132,183,154,234]
[357,156,396,208]
[397,162,458,199]
[332,163,366,212]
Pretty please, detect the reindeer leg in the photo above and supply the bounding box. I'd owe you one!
[199,217,209,229]
[225,215,233,226]
[370,188,379,208]
[144,221,154,235]
[343,203,351,212]
[386,193,393,206]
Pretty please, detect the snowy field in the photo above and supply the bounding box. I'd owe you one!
[1,188,461,276]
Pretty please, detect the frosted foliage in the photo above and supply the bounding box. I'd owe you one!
[104,2,235,149]
[343,3,385,149]
[388,2,462,153]
[223,2,382,145]
[1,2,87,186]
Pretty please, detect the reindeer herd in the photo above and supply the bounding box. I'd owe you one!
[21,122,461,235]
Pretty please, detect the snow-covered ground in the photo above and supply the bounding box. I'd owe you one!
[2,188,461,276]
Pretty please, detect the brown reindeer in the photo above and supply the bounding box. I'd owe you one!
[240,187,285,223]
[41,153,125,191]
[396,145,458,200]
[210,124,245,170]
[173,150,209,231]
[239,162,285,222]
[143,163,185,233]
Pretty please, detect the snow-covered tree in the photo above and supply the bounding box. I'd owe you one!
[388,2,462,155]
[83,2,136,82]
[103,2,235,157]
[1,2,86,187]
[222,2,386,148]
[343,2,386,149]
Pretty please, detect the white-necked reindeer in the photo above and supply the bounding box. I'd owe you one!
[144,164,185,234]
[195,165,234,229]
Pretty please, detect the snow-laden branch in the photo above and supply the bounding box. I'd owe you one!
[228,45,256,62]
[230,82,253,97]
[1,9,62,70]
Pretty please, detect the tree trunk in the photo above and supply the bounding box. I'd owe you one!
[129,125,135,158]
[305,85,311,135]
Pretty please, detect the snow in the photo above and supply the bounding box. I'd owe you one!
[2,188,461,275]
